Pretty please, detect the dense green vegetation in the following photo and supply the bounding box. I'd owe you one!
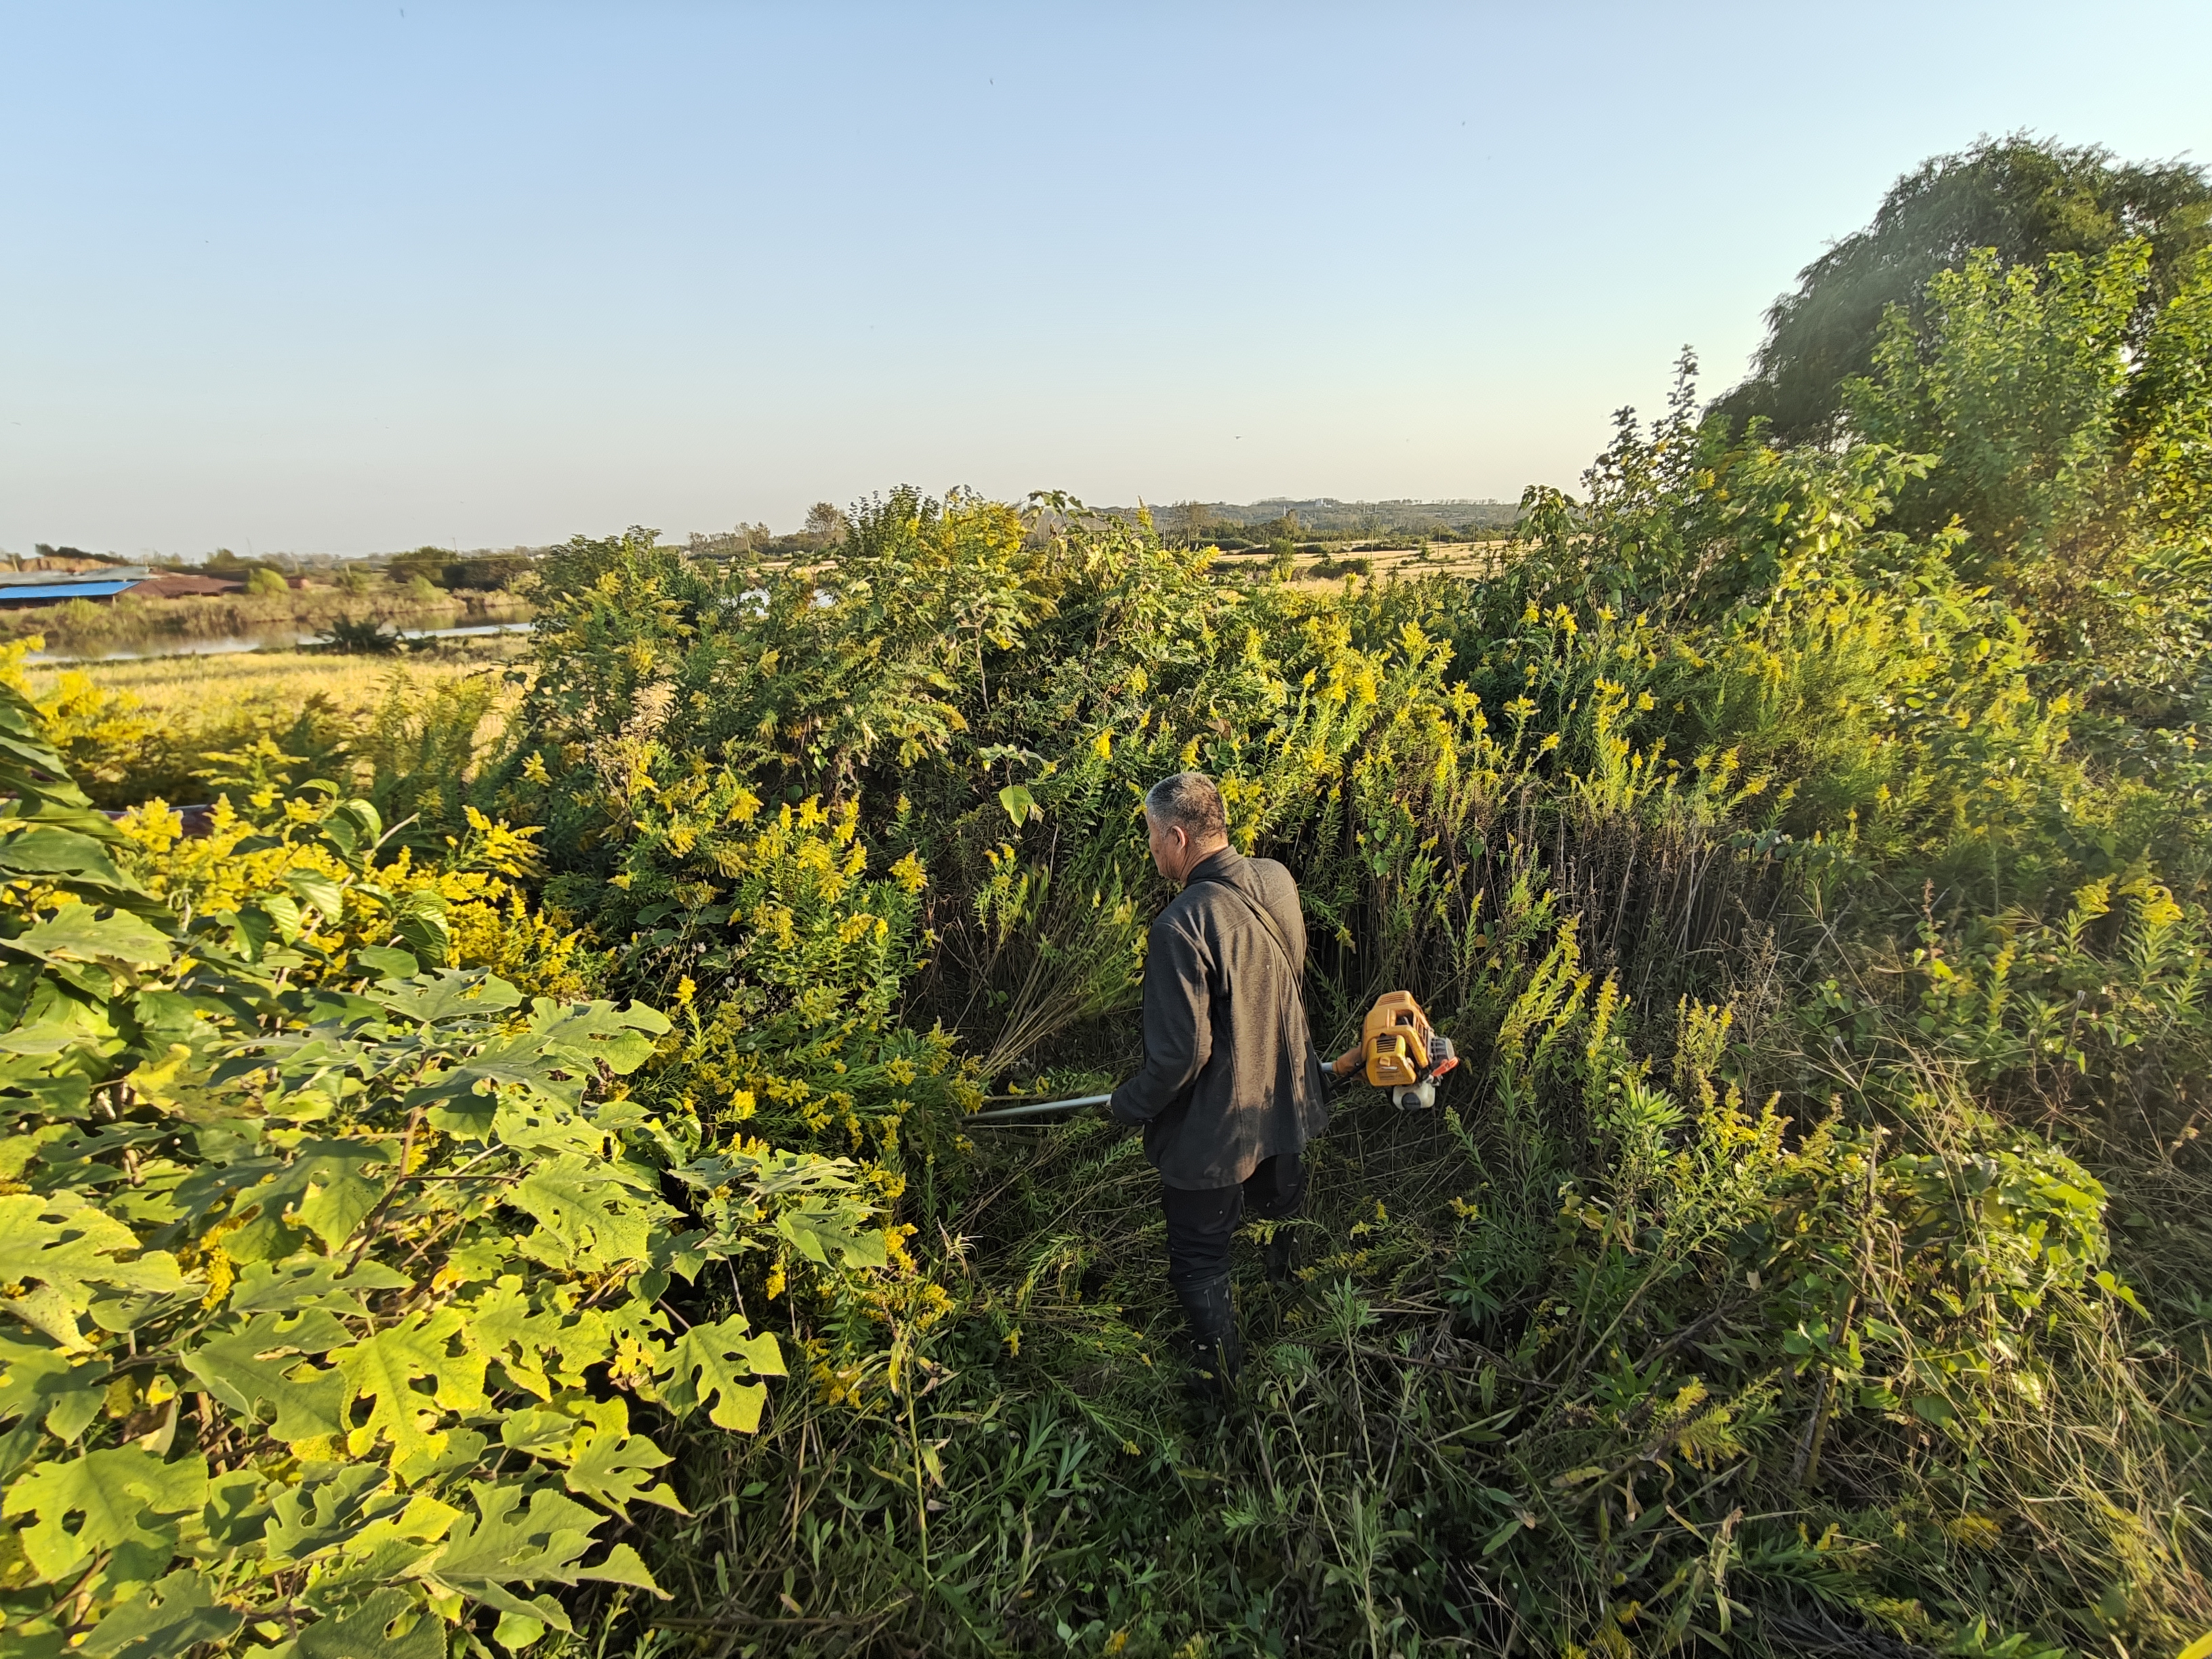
[4,137,2211,1657]
[1715,134,2211,444]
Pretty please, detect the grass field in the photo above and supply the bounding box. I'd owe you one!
[9,634,530,808]
[20,634,527,723]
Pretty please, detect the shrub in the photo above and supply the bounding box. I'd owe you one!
[315,611,401,653]
[49,596,110,634]
[0,685,901,1656]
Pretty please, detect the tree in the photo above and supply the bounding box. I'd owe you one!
[1843,240,2212,678]
[1845,243,2143,556]
[445,552,533,590]
[689,524,773,559]
[1716,136,2211,442]
[802,502,848,550]
[388,546,454,588]
[244,567,290,597]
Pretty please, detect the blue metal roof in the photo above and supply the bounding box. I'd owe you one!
[0,579,140,602]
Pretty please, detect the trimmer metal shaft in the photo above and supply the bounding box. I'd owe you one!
[963,1092,1114,1125]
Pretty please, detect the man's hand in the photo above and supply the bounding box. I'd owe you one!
[1330,1044,1362,1079]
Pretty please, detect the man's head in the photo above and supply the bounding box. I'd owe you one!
[1143,771,1229,884]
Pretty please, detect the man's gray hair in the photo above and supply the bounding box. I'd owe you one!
[1145,771,1227,841]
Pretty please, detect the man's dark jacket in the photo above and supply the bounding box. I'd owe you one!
[1109,846,1330,1189]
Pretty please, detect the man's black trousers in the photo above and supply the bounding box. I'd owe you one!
[1160,1151,1305,1290]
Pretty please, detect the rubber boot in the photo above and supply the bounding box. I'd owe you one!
[1175,1272,1242,1403]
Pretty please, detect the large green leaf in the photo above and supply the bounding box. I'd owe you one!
[375,969,523,1026]
[0,1337,110,1443]
[314,797,383,861]
[227,1254,412,1317]
[3,910,173,970]
[497,1406,575,1460]
[775,1195,890,1269]
[262,1465,403,1565]
[182,1313,351,1444]
[510,1154,672,1271]
[332,1310,483,1462]
[78,1568,243,1658]
[525,998,672,1076]
[657,1316,784,1432]
[295,1586,447,1659]
[1,1448,207,1581]
[0,1195,188,1350]
[0,828,131,890]
[456,1277,575,1400]
[283,867,346,922]
[544,1398,683,1517]
[351,944,419,981]
[239,1138,398,1252]
[417,1481,665,1619]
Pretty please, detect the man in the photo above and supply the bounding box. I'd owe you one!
[1109,771,1351,1401]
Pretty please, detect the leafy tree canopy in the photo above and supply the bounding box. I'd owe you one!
[389,546,457,587]
[1717,134,2211,442]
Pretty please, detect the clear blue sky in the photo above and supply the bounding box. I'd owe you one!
[4,3,2208,558]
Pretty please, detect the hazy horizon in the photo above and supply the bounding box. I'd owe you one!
[5,1,2208,558]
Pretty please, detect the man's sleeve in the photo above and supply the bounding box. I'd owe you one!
[1110,916,1212,1126]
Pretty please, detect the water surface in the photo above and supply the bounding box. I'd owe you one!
[26,618,533,665]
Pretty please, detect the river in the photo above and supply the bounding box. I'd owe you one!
[23,619,535,665]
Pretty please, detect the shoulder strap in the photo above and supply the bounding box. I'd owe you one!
[1189,869,1307,1010]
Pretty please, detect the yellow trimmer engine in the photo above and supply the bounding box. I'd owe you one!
[1361,991,1458,1109]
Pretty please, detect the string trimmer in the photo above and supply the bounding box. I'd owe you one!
[962,991,1458,1126]
[964,1092,1115,1125]
[1355,990,1458,1109]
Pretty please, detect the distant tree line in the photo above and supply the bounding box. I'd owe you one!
[687,501,851,560]
[1133,497,1521,551]
[382,546,535,591]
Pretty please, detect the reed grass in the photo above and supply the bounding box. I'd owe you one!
[10,636,529,817]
